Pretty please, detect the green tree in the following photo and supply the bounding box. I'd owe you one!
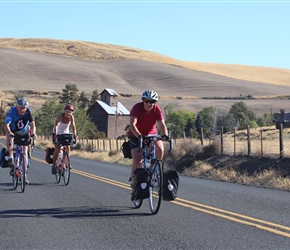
[256,112,274,127]
[198,106,219,130]
[73,109,101,138]
[166,110,195,138]
[34,99,63,135]
[59,83,79,105]
[229,101,256,129]
[89,90,100,106]
[78,91,89,110]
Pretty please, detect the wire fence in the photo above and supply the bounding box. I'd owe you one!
[38,124,290,158]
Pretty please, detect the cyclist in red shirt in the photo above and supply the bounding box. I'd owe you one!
[129,90,169,180]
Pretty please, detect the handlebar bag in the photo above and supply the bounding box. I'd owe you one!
[14,131,31,146]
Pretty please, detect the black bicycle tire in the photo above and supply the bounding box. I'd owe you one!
[149,160,163,215]
[62,151,70,186]
[55,154,61,183]
[12,156,18,190]
[20,153,25,193]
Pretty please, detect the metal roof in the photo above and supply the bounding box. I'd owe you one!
[101,88,119,96]
[97,101,130,115]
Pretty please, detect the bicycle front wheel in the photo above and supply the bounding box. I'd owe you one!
[20,154,25,193]
[62,152,70,186]
[149,160,163,215]
[55,158,61,184]
[12,158,18,190]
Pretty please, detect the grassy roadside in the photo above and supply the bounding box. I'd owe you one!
[34,137,290,192]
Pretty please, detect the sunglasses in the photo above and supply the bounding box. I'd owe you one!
[144,100,156,104]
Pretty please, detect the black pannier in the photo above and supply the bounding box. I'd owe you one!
[57,133,74,145]
[14,131,31,146]
[45,147,55,164]
[0,147,10,168]
[121,140,132,159]
[132,168,150,200]
[163,170,179,201]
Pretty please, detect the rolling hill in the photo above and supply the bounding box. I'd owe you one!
[1,38,290,115]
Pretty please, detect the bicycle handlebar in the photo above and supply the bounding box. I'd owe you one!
[138,135,173,153]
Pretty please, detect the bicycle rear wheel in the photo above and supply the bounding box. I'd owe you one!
[149,160,163,215]
[62,152,70,186]
[12,158,18,190]
[19,154,25,193]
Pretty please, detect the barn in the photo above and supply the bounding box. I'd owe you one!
[87,89,130,139]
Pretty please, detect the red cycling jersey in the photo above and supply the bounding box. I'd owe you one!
[129,102,164,138]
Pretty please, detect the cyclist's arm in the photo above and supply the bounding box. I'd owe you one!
[29,121,37,138]
[54,114,62,135]
[130,116,142,138]
[71,115,77,137]
[4,122,13,136]
[157,119,168,137]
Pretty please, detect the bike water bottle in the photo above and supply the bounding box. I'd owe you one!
[58,150,63,166]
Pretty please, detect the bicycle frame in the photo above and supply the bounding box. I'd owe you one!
[12,142,27,192]
[55,133,75,186]
[141,135,158,172]
[133,134,172,214]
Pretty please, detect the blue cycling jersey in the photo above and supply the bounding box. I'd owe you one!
[5,106,34,133]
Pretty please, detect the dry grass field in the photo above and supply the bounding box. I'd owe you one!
[1,38,290,115]
[1,38,290,191]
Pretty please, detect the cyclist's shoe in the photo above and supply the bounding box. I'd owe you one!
[8,158,14,168]
[131,192,136,201]
[51,165,57,175]
[25,174,29,185]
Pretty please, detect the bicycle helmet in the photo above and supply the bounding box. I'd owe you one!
[64,104,74,111]
[16,98,29,108]
[141,90,159,101]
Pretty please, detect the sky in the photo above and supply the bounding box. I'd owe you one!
[1,1,290,69]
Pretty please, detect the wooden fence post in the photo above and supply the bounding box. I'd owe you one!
[220,126,224,154]
[234,129,236,156]
[247,125,251,156]
[260,127,263,157]
[200,127,204,146]
[279,123,284,158]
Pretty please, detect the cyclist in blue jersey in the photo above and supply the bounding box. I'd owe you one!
[4,98,37,182]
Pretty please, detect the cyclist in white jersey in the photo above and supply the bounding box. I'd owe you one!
[51,104,77,175]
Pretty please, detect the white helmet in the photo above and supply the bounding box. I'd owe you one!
[16,98,29,108]
[141,90,159,101]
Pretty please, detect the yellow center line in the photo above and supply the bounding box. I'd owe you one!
[31,155,290,238]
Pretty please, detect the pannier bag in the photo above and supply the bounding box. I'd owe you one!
[0,147,10,168]
[121,140,132,159]
[14,131,31,146]
[163,170,179,201]
[132,168,150,200]
[45,147,55,164]
[57,133,74,145]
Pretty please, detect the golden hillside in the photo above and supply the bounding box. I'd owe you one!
[1,38,290,86]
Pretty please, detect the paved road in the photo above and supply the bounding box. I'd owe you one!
[1,141,290,249]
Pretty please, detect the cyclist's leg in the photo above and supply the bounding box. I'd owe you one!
[130,137,143,180]
[155,140,164,160]
[23,146,29,184]
[5,133,14,173]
